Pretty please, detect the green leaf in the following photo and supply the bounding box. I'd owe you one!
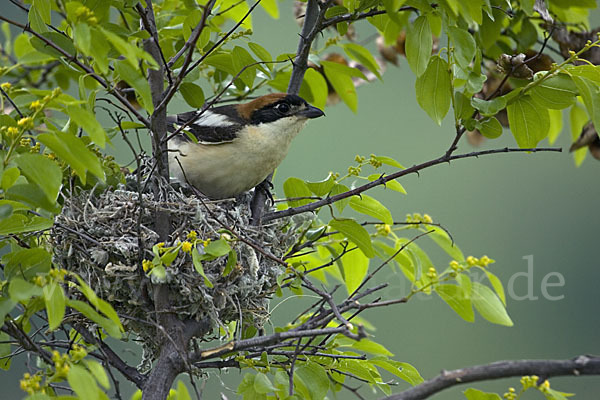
[478,117,503,139]
[43,282,66,331]
[223,250,237,277]
[303,68,328,110]
[329,219,374,258]
[405,16,432,77]
[73,23,91,55]
[89,27,110,74]
[330,183,351,213]
[1,167,20,191]
[8,278,42,302]
[372,155,404,169]
[464,388,502,400]
[66,105,107,147]
[67,364,100,400]
[5,183,60,213]
[3,247,51,280]
[205,238,231,257]
[0,298,16,328]
[67,299,122,338]
[570,103,589,166]
[0,331,11,369]
[192,247,214,288]
[204,53,236,76]
[80,286,122,333]
[343,43,381,79]
[472,282,513,326]
[15,153,62,202]
[349,194,393,224]
[436,284,474,322]
[374,241,414,282]
[428,226,464,260]
[306,173,335,196]
[367,174,406,194]
[248,42,272,63]
[38,132,105,184]
[325,5,348,18]
[548,109,564,144]
[416,56,452,125]
[29,0,51,33]
[259,0,279,18]
[99,27,156,70]
[283,177,313,207]
[322,61,364,112]
[84,360,110,389]
[253,372,277,394]
[471,97,507,117]
[507,95,549,148]
[572,76,600,132]
[341,246,369,294]
[371,358,424,386]
[114,60,154,113]
[160,248,178,266]
[448,26,476,69]
[530,74,578,110]
[176,380,192,400]
[295,362,329,400]
[351,339,394,356]
[232,46,258,87]
[484,270,506,305]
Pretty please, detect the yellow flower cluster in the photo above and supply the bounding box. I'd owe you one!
[520,375,539,389]
[466,255,494,268]
[375,223,392,236]
[142,259,153,272]
[503,387,516,400]
[74,5,98,25]
[69,344,88,362]
[347,165,361,176]
[51,350,70,378]
[405,213,433,224]
[29,100,42,111]
[17,117,34,130]
[49,268,68,282]
[20,372,43,395]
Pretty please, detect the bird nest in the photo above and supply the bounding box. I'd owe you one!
[51,166,307,363]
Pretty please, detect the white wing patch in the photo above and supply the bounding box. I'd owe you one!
[193,110,232,127]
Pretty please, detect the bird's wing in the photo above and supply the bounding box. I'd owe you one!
[167,110,243,145]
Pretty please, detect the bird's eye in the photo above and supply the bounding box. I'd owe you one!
[275,103,290,114]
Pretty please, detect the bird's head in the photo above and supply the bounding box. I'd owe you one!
[236,93,325,126]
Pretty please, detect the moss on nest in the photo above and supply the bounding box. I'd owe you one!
[51,169,306,363]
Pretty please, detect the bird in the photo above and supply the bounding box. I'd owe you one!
[166,93,324,199]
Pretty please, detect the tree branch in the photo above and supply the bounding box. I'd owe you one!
[287,0,329,95]
[74,325,146,389]
[192,326,364,363]
[382,355,600,400]
[320,5,417,30]
[263,147,562,222]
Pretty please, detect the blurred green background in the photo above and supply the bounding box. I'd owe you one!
[2,1,600,399]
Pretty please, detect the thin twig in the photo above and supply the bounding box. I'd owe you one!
[263,147,562,222]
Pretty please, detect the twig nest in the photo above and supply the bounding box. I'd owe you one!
[52,170,304,361]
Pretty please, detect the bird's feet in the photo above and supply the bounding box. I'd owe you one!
[255,178,275,206]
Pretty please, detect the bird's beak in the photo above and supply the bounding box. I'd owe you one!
[297,105,325,119]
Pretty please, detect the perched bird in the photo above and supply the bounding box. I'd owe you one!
[569,121,600,161]
[167,93,324,199]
